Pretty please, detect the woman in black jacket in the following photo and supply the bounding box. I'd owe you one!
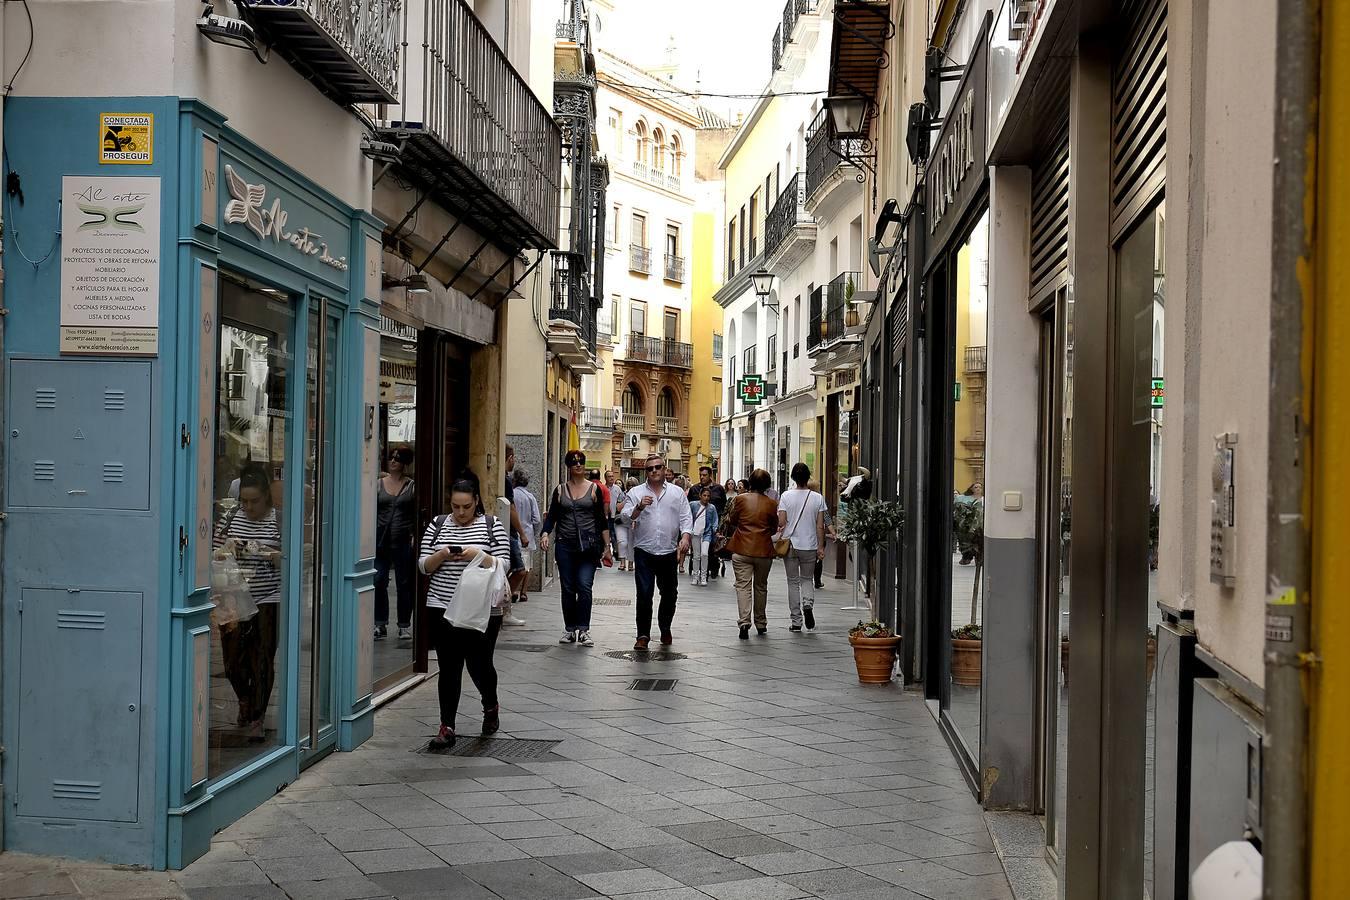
[540,450,612,646]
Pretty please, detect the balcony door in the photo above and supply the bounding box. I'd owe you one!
[664,309,679,343]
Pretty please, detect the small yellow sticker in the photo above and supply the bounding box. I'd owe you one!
[1271,587,1297,606]
[100,113,154,165]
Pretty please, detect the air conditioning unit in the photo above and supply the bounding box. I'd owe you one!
[613,406,623,425]
[662,421,672,434]
[658,439,671,454]
[625,432,641,451]
[712,405,722,419]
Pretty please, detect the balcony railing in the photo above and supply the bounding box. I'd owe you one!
[770,0,819,73]
[580,405,614,431]
[656,416,680,435]
[633,161,650,180]
[378,0,561,253]
[805,108,865,202]
[964,345,988,374]
[241,0,400,103]
[664,254,687,283]
[628,336,694,368]
[630,244,652,274]
[549,251,597,353]
[765,170,808,259]
[823,271,860,345]
[807,286,823,351]
[619,412,646,432]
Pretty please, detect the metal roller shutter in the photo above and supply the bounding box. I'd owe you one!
[1111,0,1167,233]
[1030,115,1071,301]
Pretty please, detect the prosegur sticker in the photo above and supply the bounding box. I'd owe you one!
[100,113,154,164]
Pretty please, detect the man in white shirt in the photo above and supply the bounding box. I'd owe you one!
[621,453,693,649]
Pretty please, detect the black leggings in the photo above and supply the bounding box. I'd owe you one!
[431,613,502,730]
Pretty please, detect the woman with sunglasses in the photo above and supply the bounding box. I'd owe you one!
[540,450,612,646]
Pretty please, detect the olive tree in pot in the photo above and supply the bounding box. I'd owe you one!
[838,499,904,682]
[951,498,984,686]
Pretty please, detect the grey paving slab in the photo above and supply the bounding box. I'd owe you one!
[344,846,449,875]
[577,868,688,895]
[426,839,530,865]
[540,850,650,877]
[696,876,812,900]
[271,875,390,900]
[368,867,499,899]
[455,858,601,899]
[325,829,424,852]
[734,849,840,876]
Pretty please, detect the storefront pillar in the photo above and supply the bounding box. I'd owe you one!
[469,315,506,499]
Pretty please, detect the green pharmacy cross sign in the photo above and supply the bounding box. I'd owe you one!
[737,375,767,406]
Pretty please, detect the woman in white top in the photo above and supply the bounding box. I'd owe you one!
[418,477,511,750]
[775,462,828,632]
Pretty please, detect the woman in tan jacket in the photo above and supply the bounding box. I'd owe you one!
[723,468,779,639]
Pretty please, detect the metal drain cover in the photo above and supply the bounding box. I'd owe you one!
[604,649,689,662]
[420,737,561,759]
[593,597,632,606]
[628,678,678,691]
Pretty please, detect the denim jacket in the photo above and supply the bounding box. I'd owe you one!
[689,500,720,542]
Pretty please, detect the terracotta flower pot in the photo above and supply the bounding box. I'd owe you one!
[844,306,860,327]
[951,638,982,686]
[849,633,900,684]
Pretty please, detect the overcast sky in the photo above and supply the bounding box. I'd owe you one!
[595,0,794,120]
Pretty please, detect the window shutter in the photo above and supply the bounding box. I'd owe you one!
[1111,0,1167,233]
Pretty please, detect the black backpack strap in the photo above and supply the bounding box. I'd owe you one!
[485,514,499,551]
[422,514,449,555]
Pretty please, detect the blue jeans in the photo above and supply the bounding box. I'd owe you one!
[555,542,598,632]
[374,542,415,628]
[634,548,679,638]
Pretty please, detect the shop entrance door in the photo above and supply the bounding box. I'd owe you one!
[299,299,340,766]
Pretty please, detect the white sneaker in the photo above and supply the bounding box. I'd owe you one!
[578,630,594,647]
[560,630,576,643]
[503,615,527,627]
[397,627,412,641]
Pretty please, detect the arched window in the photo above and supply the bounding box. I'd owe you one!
[622,383,644,415]
[652,127,666,173]
[634,120,649,165]
[670,132,683,177]
[657,387,677,419]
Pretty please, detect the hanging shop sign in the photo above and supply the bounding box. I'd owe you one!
[222,165,349,272]
[60,175,161,356]
[925,27,989,270]
[736,375,767,406]
[99,113,154,165]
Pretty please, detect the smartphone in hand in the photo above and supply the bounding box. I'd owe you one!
[446,546,465,555]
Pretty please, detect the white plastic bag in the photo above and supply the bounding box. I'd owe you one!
[210,553,259,626]
[447,549,507,633]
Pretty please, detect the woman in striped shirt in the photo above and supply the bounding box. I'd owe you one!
[419,477,511,750]
[213,467,283,742]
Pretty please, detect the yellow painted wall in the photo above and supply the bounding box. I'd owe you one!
[689,206,723,472]
[952,241,981,493]
[1312,0,1350,891]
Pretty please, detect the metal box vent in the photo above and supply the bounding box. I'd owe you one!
[33,460,56,481]
[628,678,678,692]
[35,388,57,409]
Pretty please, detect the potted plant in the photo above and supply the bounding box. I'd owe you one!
[849,620,900,684]
[843,276,860,328]
[836,498,905,620]
[951,623,982,686]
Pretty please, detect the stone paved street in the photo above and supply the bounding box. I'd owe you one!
[2,565,1025,900]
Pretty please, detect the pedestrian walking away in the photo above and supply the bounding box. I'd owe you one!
[502,445,529,624]
[616,476,639,570]
[688,466,727,579]
[688,487,719,585]
[512,466,543,602]
[605,469,628,569]
[541,450,612,647]
[621,452,693,649]
[374,448,416,644]
[418,477,511,750]
[723,468,778,640]
[778,463,828,632]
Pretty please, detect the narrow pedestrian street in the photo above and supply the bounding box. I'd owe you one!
[2,567,1041,900]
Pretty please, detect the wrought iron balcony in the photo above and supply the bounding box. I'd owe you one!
[664,254,687,283]
[807,285,823,351]
[805,108,865,202]
[630,244,652,274]
[656,416,680,435]
[580,405,614,431]
[240,0,400,103]
[627,336,693,369]
[548,251,598,368]
[764,170,812,261]
[770,0,819,73]
[817,271,860,349]
[377,0,561,254]
[964,345,988,374]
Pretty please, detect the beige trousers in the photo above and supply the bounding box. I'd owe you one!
[732,554,773,628]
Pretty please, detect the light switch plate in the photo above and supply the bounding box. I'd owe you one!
[1002,490,1023,511]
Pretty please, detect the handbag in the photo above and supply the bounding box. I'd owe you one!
[775,491,811,558]
[447,548,508,633]
[711,497,735,560]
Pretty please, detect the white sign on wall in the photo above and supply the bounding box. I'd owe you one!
[60,175,161,356]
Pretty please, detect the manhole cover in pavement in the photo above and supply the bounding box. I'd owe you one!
[419,737,561,759]
[497,643,555,652]
[604,649,689,662]
[628,678,678,691]
[593,597,632,606]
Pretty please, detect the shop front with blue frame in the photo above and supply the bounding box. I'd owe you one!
[2,96,383,869]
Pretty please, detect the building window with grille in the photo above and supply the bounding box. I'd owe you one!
[767,334,777,370]
[622,383,643,415]
[713,333,724,361]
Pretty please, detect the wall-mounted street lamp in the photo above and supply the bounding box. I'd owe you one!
[383,272,432,296]
[196,3,268,63]
[824,95,871,139]
[750,268,779,315]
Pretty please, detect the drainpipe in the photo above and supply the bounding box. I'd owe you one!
[1263,0,1320,897]
[0,1,8,841]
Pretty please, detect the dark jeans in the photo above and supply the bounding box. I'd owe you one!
[431,613,502,730]
[555,542,598,631]
[374,541,415,627]
[219,603,279,724]
[634,548,679,638]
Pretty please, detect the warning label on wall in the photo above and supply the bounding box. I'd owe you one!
[100,113,154,164]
